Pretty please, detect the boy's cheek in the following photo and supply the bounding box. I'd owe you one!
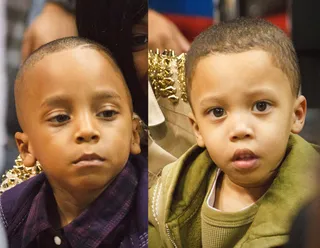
[201,132,221,151]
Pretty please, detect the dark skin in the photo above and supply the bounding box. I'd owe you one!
[15,47,141,226]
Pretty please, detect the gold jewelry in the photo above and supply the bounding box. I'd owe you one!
[148,49,188,104]
[0,155,42,194]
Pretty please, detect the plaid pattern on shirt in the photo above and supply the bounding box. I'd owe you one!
[21,161,139,248]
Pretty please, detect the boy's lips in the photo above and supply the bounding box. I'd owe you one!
[232,149,259,170]
[73,153,106,166]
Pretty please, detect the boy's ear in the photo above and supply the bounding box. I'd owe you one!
[188,112,205,148]
[291,95,307,134]
[14,132,37,167]
[130,118,141,155]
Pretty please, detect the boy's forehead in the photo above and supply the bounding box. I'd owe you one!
[195,50,272,72]
[17,47,132,111]
[23,48,125,91]
[192,50,286,85]
[190,50,293,104]
[35,47,121,76]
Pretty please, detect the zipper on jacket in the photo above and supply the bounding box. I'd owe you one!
[165,224,178,248]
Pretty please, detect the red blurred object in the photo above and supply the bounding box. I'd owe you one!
[164,13,288,42]
[164,14,213,41]
[265,13,288,34]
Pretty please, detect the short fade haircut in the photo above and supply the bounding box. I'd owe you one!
[185,18,300,102]
[16,36,124,81]
[15,36,133,129]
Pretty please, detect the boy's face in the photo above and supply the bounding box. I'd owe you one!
[189,50,306,187]
[16,48,140,192]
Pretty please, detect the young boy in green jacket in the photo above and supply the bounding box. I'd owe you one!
[148,18,320,248]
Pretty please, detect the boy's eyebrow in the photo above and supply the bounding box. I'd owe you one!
[40,95,72,108]
[244,87,278,97]
[92,90,122,102]
[199,87,278,107]
[199,93,227,107]
[40,91,122,108]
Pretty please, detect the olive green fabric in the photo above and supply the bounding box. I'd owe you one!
[148,134,320,248]
[201,170,263,248]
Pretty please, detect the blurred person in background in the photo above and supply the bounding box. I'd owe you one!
[76,0,148,123]
[149,0,287,43]
[0,0,7,170]
[4,0,32,173]
[21,0,77,62]
[0,0,9,246]
[148,9,190,55]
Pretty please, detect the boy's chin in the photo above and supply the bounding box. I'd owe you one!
[226,171,276,188]
[73,176,116,191]
[55,174,117,194]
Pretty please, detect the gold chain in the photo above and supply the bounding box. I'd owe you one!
[148,49,188,104]
[0,156,42,194]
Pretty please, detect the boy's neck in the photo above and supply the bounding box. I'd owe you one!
[214,173,275,212]
[52,185,109,227]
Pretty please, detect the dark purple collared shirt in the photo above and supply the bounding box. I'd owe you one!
[8,160,140,248]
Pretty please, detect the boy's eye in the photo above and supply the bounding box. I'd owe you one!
[252,101,271,112]
[132,34,148,52]
[97,110,118,119]
[209,107,226,118]
[49,114,70,123]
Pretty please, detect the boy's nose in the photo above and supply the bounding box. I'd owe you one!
[229,116,254,142]
[75,115,100,144]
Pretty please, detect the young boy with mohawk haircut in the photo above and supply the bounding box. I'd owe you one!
[149,18,320,248]
[0,37,148,248]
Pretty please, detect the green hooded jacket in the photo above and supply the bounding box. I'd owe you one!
[149,134,320,248]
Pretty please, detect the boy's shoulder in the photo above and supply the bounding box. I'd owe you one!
[148,145,215,240]
[0,173,46,235]
[283,134,320,169]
